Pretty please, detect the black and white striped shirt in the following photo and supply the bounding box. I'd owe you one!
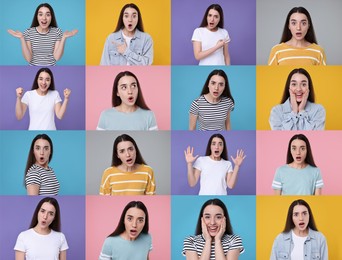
[23,27,62,66]
[25,164,60,195]
[189,95,234,130]
[183,234,244,259]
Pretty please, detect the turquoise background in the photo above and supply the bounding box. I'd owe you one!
[0,130,86,195]
[0,0,85,65]
[171,66,256,130]
[171,195,256,259]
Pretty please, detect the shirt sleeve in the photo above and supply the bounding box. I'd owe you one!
[148,111,158,130]
[227,234,244,254]
[268,45,279,65]
[56,27,63,41]
[99,169,111,195]
[297,104,326,130]
[189,99,199,116]
[25,169,41,187]
[60,232,69,251]
[145,166,156,195]
[223,28,231,43]
[182,236,197,256]
[23,28,31,42]
[272,167,283,191]
[193,157,203,171]
[97,111,107,130]
[99,238,112,260]
[54,91,62,104]
[14,232,26,252]
[21,91,30,106]
[124,33,153,65]
[315,168,324,189]
[100,35,111,65]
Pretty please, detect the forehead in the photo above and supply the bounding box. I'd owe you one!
[293,204,309,213]
[208,9,220,16]
[41,202,56,212]
[34,138,50,147]
[289,12,308,21]
[38,71,51,79]
[118,75,137,85]
[291,139,306,147]
[209,75,225,83]
[211,137,223,143]
[290,73,308,82]
[203,204,224,215]
[125,207,145,218]
[117,140,134,150]
[124,7,138,15]
[38,6,51,13]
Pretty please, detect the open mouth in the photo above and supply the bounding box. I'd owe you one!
[214,151,220,155]
[130,229,138,236]
[299,222,306,228]
[296,156,302,161]
[128,24,133,29]
[128,96,134,102]
[126,158,133,164]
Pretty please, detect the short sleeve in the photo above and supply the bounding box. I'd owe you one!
[14,232,26,252]
[191,28,202,42]
[97,111,106,130]
[189,99,199,116]
[25,169,41,187]
[148,111,158,130]
[55,27,63,41]
[227,161,233,174]
[99,238,112,260]
[145,166,156,195]
[99,169,111,195]
[315,168,324,189]
[193,157,203,171]
[60,232,69,251]
[272,167,283,190]
[182,236,197,256]
[23,28,31,42]
[21,91,30,106]
[54,91,62,104]
[222,29,231,43]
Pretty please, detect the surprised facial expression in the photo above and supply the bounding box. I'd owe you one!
[117,75,139,107]
[33,138,51,168]
[123,7,139,32]
[124,207,146,240]
[288,12,309,41]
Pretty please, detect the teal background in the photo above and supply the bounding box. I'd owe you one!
[171,66,256,130]
[171,195,256,259]
[0,130,86,195]
[0,0,85,65]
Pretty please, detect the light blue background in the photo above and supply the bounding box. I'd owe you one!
[171,66,256,130]
[171,195,256,259]
[0,0,85,65]
[0,130,85,195]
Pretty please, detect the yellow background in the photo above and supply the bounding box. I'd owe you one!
[86,0,171,65]
[257,196,342,259]
[256,66,342,130]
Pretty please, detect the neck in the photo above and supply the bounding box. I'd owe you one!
[206,26,218,32]
[287,38,310,47]
[289,162,307,169]
[293,228,308,237]
[34,225,51,235]
[116,104,137,113]
[37,26,49,34]
[118,163,137,172]
[209,155,221,161]
[36,89,48,96]
[122,28,135,37]
[120,231,136,241]
[204,94,220,104]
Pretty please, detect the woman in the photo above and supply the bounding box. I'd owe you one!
[192,4,230,65]
[183,198,244,259]
[184,133,245,195]
[100,3,153,65]
[8,3,78,66]
[99,201,152,260]
[270,199,328,259]
[272,134,324,195]
[189,69,234,131]
[24,134,60,195]
[97,71,158,130]
[269,68,325,130]
[268,6,326,65]
[14,197,68,260]
[99,134,156,195]
[15,67,71,130]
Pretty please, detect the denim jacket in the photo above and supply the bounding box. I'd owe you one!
[100,29,153,65]
[270,228,328,260]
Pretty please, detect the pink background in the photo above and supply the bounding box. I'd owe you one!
[86,195,171,260]
[256,131,342,195]
[86,66,171,130]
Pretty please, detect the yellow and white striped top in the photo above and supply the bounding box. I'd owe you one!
[268,43,326,65]
[99,164,156,195]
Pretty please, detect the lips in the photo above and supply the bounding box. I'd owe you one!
[126,158,133,164]
[299,222,306,228]
[130,229,138,236]
[296,156,301,161]
[128,96,134,102]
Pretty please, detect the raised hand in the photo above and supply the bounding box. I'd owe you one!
[115,41,127,54]
[289,88,299,113]
[63,88,71,99]
[184,146,198,164]
[16,87,24,98]
[230,149,246,167]
[8,29,24,39]
[298,88,309,112]
[215,217,226,241]
[201,217,212,241]
[63,29,78,39]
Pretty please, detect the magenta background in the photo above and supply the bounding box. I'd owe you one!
[0,66,85,130]
[85,66,171,130]
[256,131,342,195]
[86,195,171,260]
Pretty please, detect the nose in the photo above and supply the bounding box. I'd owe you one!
[297,24,301,30]
[132,220,137,228]
[210,217,215,225]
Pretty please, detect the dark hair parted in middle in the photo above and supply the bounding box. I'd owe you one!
[111,134,147,166]
[199,4,224,29]
[280,6,317,44]
[195,198,233,236]
[283,199,318,233]
[114,3,144,33]
[108,201,149,237]
[286,134,317,167]
[200,69,235,104]
[31,3,58,28]
[205,133,228,160]
[280,68,315,104]
[24,134,53,186]
[31,67,56,91]
[112,71,150,110]
[29,197,61,232]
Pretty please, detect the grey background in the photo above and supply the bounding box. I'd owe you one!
[257,0,342,65]
[86,131,171,195]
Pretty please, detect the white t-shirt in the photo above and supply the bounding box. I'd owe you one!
[193,156,233,195]
[291,230,307,260]
[191,27,230,65]
[14,228,68,260]
[21,90,62,130]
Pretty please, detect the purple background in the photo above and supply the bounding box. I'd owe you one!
[171,0,256,65]
[171,130,256,195]
[0,66,85,130]
[0,196,85,259]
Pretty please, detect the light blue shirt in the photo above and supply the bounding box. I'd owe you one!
[269,98,325,130]
[272,165,324,195]
[100,29,153,65]
[99,233,152,260]
[270,228,328,260]
[97,107,158,130]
